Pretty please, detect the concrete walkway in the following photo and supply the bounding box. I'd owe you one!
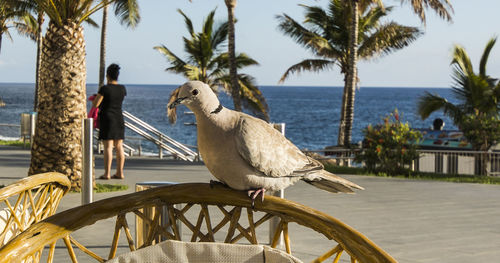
[1,146,500,262]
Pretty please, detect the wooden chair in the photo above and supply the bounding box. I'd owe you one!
[0,183,396,263]
[0,172,71,247]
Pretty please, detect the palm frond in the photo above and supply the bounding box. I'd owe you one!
[451,45,474,77]
[359,22,422,59]
[113,0,141,28]
[83,16,99,28]
[276,14,333,57]
[417,92,462,122]
[177,9,195,37]
[400,0,453,24]
[279,59,336,83]
[479,37,496,77]
[154,45,186,72]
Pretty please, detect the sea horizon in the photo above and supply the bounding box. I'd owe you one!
[0,82,449,90]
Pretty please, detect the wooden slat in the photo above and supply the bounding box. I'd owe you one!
[63,235,78,263]
[69,236,105,263]
[47,242,56,263]
[191,207,205,242]
[313,245,342,263]
[108,215,123,260]
[283,222,291,254]
[224,207,241,243]
[247,208,258,244]
[121,216,136,251]
[271,220,284,248]
[167,205,181,240]
[201,204,215,242]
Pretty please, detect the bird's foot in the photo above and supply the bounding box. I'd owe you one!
[210,180,227,188]
[247,188,266,208]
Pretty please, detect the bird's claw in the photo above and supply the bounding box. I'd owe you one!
[247,188,266,208]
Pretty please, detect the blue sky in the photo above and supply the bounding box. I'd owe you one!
[0,0,499,87]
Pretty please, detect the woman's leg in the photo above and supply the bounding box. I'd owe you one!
[114,139,125,179]
[102,140,114,179]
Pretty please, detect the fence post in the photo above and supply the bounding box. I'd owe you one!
[29,113,36,148]
[269,123,285,247]
[82,118,93,205]
[158,134,163,159]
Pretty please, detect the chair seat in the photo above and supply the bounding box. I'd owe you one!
[106,240,302,263]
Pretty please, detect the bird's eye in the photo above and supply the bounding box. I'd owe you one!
[192,89,199,96]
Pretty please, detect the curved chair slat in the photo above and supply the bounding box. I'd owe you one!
[0,183,396,263]
[0,172,71,251]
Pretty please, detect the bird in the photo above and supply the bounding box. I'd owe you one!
[167,81,363,205]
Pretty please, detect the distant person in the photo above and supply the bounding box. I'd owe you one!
[433,118,444,130]
[92,64,127,180]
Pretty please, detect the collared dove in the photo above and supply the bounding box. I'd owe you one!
[168,81,363,204]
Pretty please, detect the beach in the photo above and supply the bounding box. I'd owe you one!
[1,146,500,262]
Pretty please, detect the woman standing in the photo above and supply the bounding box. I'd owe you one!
[92,64,127,179]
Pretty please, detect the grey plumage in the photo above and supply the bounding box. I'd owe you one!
[168,81,363,194]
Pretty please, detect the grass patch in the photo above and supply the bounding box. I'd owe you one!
[95,183,129,193]
[71,183,129,193]
[0,139,26,147]
[325,164,500,185]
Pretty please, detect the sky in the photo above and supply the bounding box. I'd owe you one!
[0,0,499,88]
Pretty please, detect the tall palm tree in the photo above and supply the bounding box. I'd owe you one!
[224,0,242,112]
[98,0,139,87]
[418,37,500,151]
[339,0,452,147]
[12,0,139,189]
[278,0,421,144]
[98,2,108,88]
[155,9,269,121]
[33,8,43,111]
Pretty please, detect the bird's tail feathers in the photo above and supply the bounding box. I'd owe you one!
[304,170,364,194]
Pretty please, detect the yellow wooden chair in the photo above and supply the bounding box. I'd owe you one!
[0,172,71,247]
[0,183,396,263]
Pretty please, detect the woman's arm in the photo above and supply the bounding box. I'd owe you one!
[92,94,103,108]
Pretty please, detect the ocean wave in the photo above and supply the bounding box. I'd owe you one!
[0,135,21,141]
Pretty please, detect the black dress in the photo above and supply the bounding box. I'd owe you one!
[98,84,127,140]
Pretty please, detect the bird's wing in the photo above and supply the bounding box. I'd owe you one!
[235,115,323,178]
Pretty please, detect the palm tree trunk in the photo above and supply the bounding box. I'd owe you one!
[225,0,242,111]
[98,2,108,87]
[338,0,359,147]
[34,11,44,112]
[0,33,3,54]
[29,21,87,190]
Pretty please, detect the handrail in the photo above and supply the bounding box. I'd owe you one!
[124,121,194,162]
[123,111,197,157]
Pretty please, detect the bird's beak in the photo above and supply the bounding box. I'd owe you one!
[168,97,186,109]
[167,87,183,124]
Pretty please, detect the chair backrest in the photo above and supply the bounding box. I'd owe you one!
[0,183,396,263]
[0,172,71,247]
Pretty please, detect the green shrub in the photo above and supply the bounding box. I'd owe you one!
[355,109,422,175]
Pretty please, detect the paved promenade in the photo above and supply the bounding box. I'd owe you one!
[1,146,500,262]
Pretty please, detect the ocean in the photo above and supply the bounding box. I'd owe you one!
[0,83,455,151]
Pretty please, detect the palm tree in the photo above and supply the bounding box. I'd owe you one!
[339,0,453,147]
[278,0,422,145]
[155,9,269,121]
[98,0,139,87]
[98,2,108,88]
[224,0,242,112]
[11,0,139,189]
[418,38,500,150]
[0,1,36,54]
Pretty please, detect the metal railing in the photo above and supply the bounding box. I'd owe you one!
[123,111,198,162]
[413,149,500,176]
